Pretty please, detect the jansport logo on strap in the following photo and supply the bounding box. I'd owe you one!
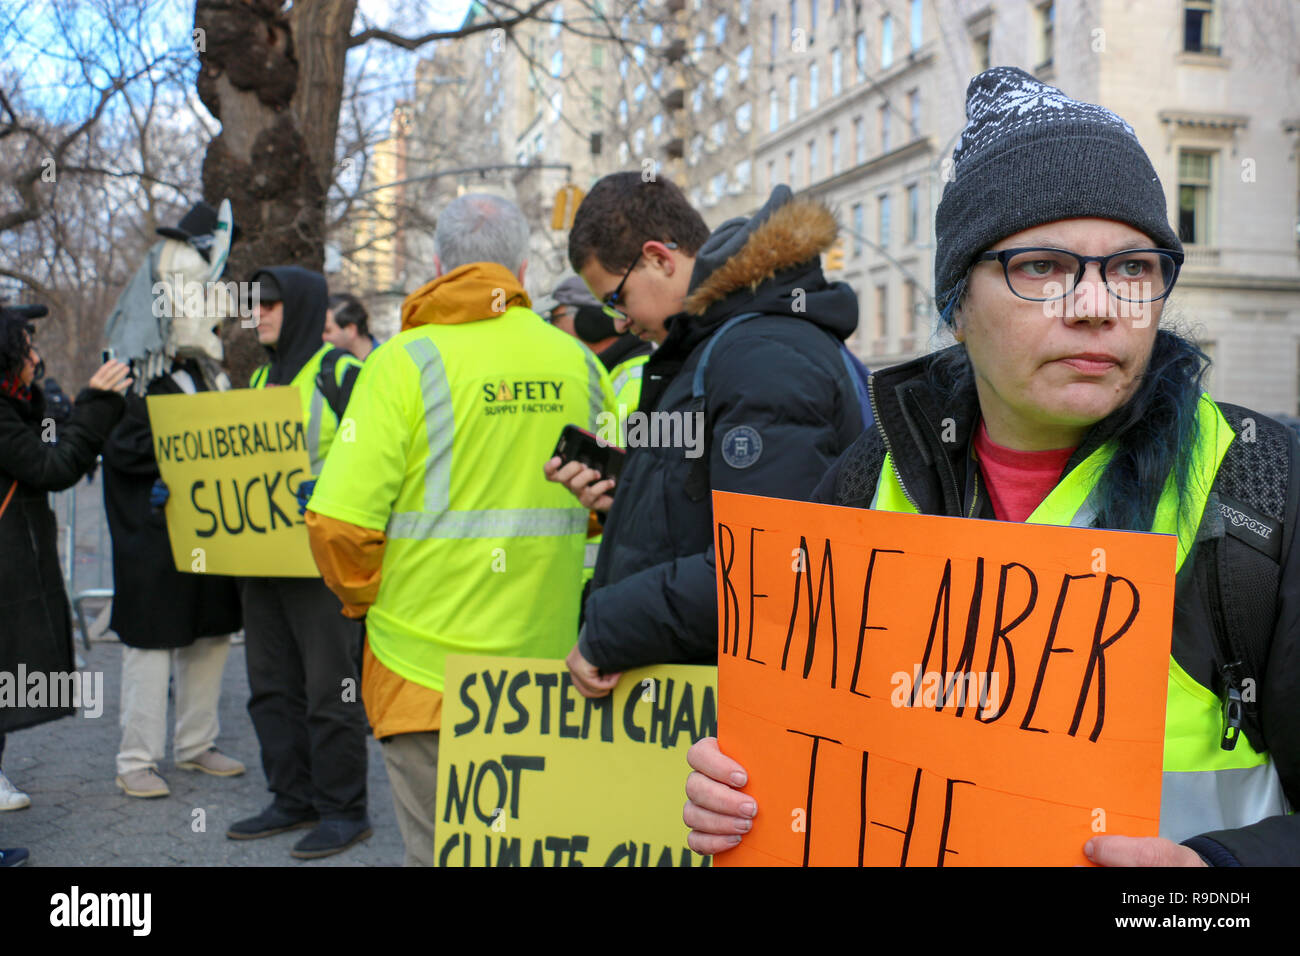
[482,379,565,415]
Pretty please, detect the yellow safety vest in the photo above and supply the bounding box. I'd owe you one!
[871,393,1288,842]
[250,344,361,475]
[308,305,617,692]
[583,351,650,582]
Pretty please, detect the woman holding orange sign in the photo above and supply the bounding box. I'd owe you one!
[684,67,1300,867]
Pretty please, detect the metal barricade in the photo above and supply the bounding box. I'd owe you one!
[51,457,115,649]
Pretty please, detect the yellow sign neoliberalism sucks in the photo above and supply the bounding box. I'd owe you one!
[436,655,716,867]
[146,387,319,577]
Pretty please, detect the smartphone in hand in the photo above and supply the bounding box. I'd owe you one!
[552,424,627,484]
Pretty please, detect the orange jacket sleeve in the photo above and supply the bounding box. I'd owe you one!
[305,510,386,619]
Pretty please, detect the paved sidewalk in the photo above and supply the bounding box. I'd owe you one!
[0,634,403,867]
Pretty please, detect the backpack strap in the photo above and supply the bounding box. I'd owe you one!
[1203,404,1291,755]
[684,312,764,502]
[315,348,349,421]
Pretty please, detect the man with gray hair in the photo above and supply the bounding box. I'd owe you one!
[305,192,616,865]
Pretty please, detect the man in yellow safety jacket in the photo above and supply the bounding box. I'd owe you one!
[225,265,372,861]
[540,274,653,583]
[305,194,617,866]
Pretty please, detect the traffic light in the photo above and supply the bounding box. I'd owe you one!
[824,238,846,272]
[551,184,586,231]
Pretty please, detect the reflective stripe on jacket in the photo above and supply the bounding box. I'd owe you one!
[251,344,361,474]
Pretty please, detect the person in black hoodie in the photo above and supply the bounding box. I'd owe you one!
[225,266,371,859]
[547,175,866,695]
[0,305,130,866]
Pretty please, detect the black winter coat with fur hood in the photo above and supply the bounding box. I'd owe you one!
[579,186,865,672]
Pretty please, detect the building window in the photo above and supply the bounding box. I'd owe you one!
[651,24,664,46]
[855,31,867,81]
[739,45,753,84]
[907,88,920,137]
[809,63,819,109]
[854,115,865,163]
[1036,2,1054,69]
[904,280,918,334]
[1184,0,1219,54]
[810,0,818,32]
[714,13,728,45]
[830,127,841,174]
[618,99,628,124]
[786,149,796,188]
[771,13,779,59]
[910,0,923,50]
[767,159,776,191]
[736,159,752,190]
[652,68,663,89]
[550,49,563,77]
[807,139,818,182]
[852,203,864,256]
[878,192,891,247]
[634,82,646,103]
[789,75,799,120]
[633,128,645,154]
[834,0,842,12]
[1178,149,1214,245]
[652,113,663,136]
[591,86,603,114]
[875,284,889,339]
[973,32,991,71]
[551,4,563,36]
[769,89,780,131]
[831,47,843,95]
[740,0,751,26]
[881,14,894,70]
[736,101,752,132]
[591,44,604,68]
[711,119,727,148]
[880,105,891,152]
[790,0,798,39]
[713,64,729,99]
[905,183,919,242]
[693,84,704,112]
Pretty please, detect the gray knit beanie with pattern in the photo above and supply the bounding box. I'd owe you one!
[934,66,1181,317]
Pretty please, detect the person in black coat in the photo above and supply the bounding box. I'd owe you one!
[0,305,129,864]
[547,176,865,694]
[101,357,245,798]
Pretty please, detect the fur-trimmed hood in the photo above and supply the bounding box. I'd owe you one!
[683,187,840,316]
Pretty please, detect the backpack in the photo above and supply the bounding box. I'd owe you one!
[684,311,873,502]
[314,348,358,421]
[1199,405,1295,765]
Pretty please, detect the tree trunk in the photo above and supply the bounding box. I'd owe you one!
[194,0,355,386]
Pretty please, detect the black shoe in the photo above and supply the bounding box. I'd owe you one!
[226,803,319,840]
[290,818,373,860]
[0,847,29,867]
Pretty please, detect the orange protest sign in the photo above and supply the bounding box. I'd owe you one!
[711,491,1177,867]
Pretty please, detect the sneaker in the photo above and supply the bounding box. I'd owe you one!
[0,847,28,867]
[176,748,245,777]
[290,818,373,860]
[226,803,319,840]
[0,772,31,811]
[115,768,170,798]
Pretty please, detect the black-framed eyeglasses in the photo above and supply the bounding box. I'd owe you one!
[601,242,678,321]
[976,247,1184,303]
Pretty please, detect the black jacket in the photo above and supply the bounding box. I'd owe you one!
[815,346,1300,866]
[580,187,865,671]
[0,384,123,733]
[101,362,241,649]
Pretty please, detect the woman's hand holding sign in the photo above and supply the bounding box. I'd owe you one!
[685,737,1209,866]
